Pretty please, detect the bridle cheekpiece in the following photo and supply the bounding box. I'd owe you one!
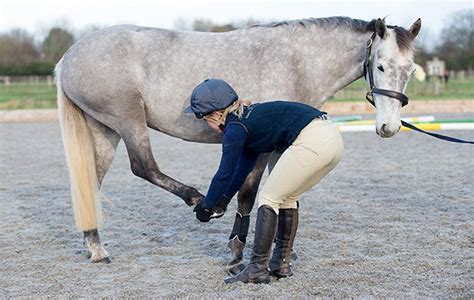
[363,32,409,108]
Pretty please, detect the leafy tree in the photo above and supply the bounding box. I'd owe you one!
[42,27,74,64]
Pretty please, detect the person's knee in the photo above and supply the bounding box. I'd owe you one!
[279,201,298,210]
[257,193,280,214]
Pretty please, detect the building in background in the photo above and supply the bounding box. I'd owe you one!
[426,57,446,77]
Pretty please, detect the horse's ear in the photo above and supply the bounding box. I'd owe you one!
[375,18,386,39]
[409,18,421,39]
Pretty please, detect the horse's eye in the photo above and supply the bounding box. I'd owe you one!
[377,65,385,72]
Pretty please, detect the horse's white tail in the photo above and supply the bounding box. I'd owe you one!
[56,59,102,231]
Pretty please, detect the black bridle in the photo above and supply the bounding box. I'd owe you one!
[362,32,473,144]
[363,32,409,108]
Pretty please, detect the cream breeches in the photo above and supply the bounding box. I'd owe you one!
[258,119,344,213]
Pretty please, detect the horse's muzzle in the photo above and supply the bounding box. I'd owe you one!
[376,123,401,138]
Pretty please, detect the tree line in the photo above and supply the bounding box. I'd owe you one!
[0,9,471,76]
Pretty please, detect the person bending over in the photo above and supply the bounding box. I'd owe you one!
[185,78,344,284]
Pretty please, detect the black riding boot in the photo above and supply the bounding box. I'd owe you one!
[224,205,278,284]
[269,208,298,278]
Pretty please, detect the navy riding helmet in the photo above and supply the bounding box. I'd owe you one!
[184,79,239,118]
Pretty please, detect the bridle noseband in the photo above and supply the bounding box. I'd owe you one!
[363,32,409,108]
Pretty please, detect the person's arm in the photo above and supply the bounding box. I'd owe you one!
[203,124,248,208]
[222,148,259,201]
[205,148,259,220]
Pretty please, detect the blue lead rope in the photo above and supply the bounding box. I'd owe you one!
[401,120,474,144]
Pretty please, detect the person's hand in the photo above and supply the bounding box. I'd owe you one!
[193,202,212,222]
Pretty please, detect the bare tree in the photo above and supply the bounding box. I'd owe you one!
[0,29,39,67]
[436,9,473,70]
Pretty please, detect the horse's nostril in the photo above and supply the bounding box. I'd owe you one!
[381,124,388,133]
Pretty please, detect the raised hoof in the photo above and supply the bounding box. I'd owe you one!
[210,207,225,219]
[92,256,111,264]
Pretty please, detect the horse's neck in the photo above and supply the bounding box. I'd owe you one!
[300,30,372,107]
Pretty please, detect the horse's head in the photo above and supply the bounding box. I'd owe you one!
[367,18,421,138]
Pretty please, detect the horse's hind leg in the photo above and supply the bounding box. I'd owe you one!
[82,116,121,263]
[227,153,270,275]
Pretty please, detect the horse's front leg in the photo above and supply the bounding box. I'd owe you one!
[227,153,270,275]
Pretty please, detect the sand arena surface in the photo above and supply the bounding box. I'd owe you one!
[0,117,473,297]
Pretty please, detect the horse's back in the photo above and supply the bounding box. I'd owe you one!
[57,24,304,141]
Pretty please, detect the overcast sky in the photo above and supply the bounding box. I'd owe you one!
[0,0,471,49]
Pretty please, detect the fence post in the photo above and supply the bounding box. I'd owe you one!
[4,76,10,86]
[433,77,440,95]
[47,75,53,87]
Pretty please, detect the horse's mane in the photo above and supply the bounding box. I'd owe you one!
[252,16,414,52]
[254,16,370,32]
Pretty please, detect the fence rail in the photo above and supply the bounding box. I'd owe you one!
[0,75,55,87]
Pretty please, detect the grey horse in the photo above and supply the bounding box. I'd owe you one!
[55,16,421,271]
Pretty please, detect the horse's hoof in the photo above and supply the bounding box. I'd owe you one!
[92,256,111,264]
[227,260,245,276]
[210,207,225,219]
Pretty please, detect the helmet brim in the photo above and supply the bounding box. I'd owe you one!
[184,105,206,118]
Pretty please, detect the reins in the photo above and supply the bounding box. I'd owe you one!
[363,32,474,144]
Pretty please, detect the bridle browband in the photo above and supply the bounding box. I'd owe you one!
[362,32,473,144]
[363,32,409,108]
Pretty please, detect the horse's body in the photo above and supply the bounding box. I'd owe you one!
[56,16,420,267]
[60,21,368,142]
